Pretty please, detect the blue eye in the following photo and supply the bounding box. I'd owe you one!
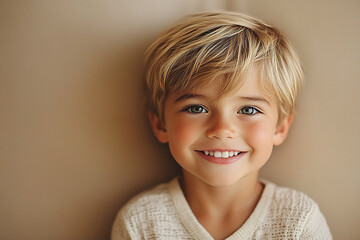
[185,105,207,114]
[238,106,261,115]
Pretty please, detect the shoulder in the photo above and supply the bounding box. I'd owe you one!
[270,183,316,215]
[120,181,173,219]
[111,178,183,239]
[262,182,317,227]
[260,180,332,239]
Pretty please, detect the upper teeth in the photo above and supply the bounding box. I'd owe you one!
[203,151,240,158]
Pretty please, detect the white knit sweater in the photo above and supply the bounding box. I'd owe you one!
[111,178,332,239]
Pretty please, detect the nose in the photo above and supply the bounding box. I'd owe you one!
[206,113,238,140]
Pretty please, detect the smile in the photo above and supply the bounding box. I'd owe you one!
[202,150,240,158]
[196,150,247,164]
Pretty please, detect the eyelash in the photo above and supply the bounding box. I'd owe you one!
[238,106,262,115]
[183,105,208,114]
[183,105,262,115]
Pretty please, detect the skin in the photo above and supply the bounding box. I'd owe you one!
[149,67,293,239]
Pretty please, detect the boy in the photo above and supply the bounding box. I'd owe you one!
[112,11,332,239]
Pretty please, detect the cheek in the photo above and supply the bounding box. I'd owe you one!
[243,121,275,153]
[167,117,201,148]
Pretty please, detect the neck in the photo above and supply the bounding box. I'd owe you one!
[180,171,264,218]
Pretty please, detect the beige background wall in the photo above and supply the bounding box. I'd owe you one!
[1,0,359,239]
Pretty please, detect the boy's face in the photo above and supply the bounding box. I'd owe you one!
[150,67,292,187]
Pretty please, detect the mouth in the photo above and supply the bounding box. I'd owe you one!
[200,150,241,158]
[195,150,247,164]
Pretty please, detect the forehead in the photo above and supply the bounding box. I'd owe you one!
[169,66,275,104]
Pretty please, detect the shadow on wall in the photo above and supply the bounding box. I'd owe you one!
[0,26,180,240]
[67,41,181,238]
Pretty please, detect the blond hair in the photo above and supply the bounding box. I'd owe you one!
[145,11,303,124]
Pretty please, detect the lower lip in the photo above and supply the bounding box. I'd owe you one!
[196,151,247,164]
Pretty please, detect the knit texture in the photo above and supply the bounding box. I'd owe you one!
[111,178,332,240]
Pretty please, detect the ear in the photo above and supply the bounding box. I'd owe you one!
[273,114,294,146]
[148,111,168,143]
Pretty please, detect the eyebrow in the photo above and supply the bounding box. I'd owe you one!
[174,93,271,105]
[174,93,205,102]
[239,96,270,105]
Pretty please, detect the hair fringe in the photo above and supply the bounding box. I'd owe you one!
[145,11,303,124]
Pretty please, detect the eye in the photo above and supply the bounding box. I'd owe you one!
[184,105,207,114]
[238,106,261,115]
